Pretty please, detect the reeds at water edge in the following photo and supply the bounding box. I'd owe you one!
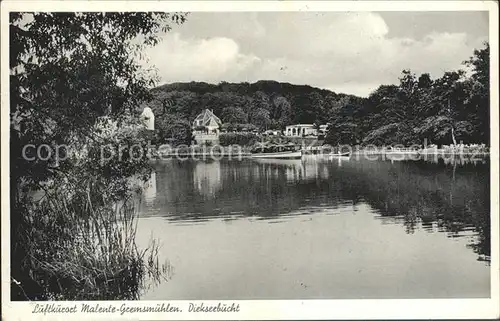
[12,179,168,300]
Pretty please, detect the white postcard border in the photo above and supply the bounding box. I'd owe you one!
[1,1,499,320]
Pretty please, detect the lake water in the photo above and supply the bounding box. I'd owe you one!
[136,155,490,299]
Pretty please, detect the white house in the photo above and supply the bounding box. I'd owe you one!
[285,124,317,137]
[192,109,222,145]
[284,124,329,137]
[192,109,222,134]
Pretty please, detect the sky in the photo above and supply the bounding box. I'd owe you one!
[142,11,489,97]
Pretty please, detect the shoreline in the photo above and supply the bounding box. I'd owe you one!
[149,150,490,160]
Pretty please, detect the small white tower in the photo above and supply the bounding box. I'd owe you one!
[140,107,155,131]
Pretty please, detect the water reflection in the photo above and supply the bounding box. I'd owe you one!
[141,156,490,261]
[193,161,222,199]
[372,152,487,166]
[144,171,156,204]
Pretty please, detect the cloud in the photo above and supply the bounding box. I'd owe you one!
[142,12,488,97]
[143,34,260,83]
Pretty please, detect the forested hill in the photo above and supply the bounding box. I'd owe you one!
[149,80,361,128]
[147,42,489,146]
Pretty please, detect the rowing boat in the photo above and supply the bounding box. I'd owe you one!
[250,150,302,159]
[329,152,351,158]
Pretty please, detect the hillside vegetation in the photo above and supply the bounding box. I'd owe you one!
[147,42,489,147]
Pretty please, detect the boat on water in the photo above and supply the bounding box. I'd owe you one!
[329,152,351,158]
[250,142,302,159]
[251,150,302,159]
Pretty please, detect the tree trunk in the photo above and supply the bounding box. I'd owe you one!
[448,98,457,146]
[451,126,457,146]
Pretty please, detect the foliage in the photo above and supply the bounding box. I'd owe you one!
[221,123,259,132]
[147,81,336,133]
[362,123,400,145]
[10,12,186,300]
[249,107,271,129]
[324,42,489,147]
[324,95,365,145]
[219,132,259,146]
[155,114,193,146]
[11,11,187,191]
[14,183,166,300]
[221,106,248,124]
[462,43,490,144]
[146,43,489,148]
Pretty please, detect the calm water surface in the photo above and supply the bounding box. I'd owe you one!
[136,156,490,299]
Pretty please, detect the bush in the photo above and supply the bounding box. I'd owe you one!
[219,132,258,146]
[221,123,259,133]
[156,117,193,147]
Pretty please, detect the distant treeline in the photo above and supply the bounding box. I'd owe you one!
[148,42,489,147]
[147,79,350,145]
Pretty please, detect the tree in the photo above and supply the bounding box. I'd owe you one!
[141,42,490,148]
[249,108,271,130]
[221,106,248,124]
[291,92,317,124]
[272,95,292,128]
[417,71,472,145]
[11,12,187,187]
[465,42,489,86]
[309,91,327,123]
[417,73,433,89]
[361,71,428,146]
[365,85,400,131]
[156,114,193,146]
[251,91,271,111]
[10,12,187,300]
[325,97,364,146]
[362,123,400,145]
[399,69,419,101]
[463,42,490,143]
